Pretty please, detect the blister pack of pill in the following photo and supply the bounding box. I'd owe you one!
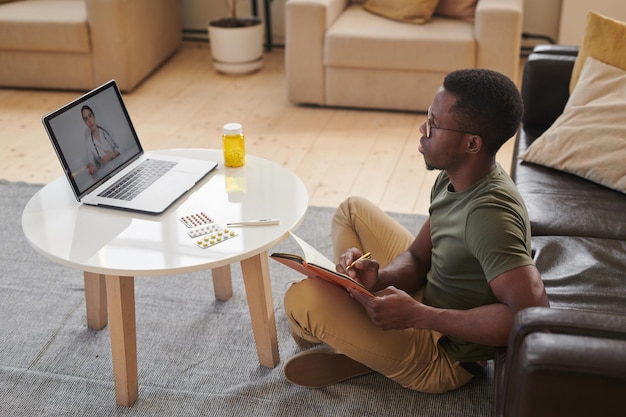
[180,212,238,249]
[179,212,213,228]
[189,225,238,249]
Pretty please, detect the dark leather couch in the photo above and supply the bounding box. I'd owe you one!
[494,45,626,417]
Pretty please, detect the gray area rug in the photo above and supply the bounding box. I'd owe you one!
[0,180,493,416]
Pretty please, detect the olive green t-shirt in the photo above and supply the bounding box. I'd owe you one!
[423,164,534,362]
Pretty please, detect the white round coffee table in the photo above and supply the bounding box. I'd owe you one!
[22,148,309,406]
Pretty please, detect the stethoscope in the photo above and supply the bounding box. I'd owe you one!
[90,126,117,161]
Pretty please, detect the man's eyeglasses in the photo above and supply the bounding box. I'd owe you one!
[425,106,478,138]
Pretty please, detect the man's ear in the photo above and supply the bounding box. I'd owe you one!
[466,134,483,154]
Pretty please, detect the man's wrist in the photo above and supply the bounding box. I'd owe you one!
[372,269,390,292]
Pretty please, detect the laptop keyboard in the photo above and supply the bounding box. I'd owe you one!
[99,159,177,201]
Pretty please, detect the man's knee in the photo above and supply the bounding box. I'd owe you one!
[284,278,326,320]
[333,196,371,224]
[284,278,353,325]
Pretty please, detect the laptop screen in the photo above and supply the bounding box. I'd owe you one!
[42,80,143,200]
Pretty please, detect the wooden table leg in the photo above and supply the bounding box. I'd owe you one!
[240,252,280,368]
[105,275,138,407]
[211,265,233,301]
[84,272,107,330]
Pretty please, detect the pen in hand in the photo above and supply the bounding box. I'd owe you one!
[345,252,371,271]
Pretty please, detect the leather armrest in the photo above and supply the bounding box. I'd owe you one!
[509,308,626,351]
[521,51,577,128]
[496,307,626,417]
[531,44,579,56]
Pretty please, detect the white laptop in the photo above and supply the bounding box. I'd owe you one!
[42,80,218,214]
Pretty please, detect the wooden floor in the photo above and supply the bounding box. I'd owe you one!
[0,42,516,215]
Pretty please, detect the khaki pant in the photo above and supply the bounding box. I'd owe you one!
[284,196,474,393]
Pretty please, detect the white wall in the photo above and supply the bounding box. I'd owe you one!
[559,0,626,45]
[523,0,562,42]
[182,0,286,44]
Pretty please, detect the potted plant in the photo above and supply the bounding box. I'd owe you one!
[208,0,265,75]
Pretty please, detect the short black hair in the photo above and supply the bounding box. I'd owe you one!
[81,104,94,115]
[443,69,523,156]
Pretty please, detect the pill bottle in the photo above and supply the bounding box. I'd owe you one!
[222,122,245,168]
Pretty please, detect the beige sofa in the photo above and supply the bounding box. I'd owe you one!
[285,0,523,112]
[0,0,182,92]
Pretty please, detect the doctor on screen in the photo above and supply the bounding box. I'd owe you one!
[81,105,120,175]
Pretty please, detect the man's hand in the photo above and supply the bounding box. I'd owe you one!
[348,286,427,331]
[336,248,380,290]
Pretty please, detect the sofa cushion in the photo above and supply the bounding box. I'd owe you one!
[435,0,477,22]
[325,66,444,111]
[363,0,439,24]
[519,57,626,194]
[570,11,626,92]
[326,6,475,72]
[0,0,89,53]
[532,235,626,314]
[513,128,626,241]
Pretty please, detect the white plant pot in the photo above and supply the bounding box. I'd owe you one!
[208,20,264,75]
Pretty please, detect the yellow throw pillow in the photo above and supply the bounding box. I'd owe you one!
[363,0,440,24]
[435,0,477,22]
[520,57,626,194]
[570,11,626,93]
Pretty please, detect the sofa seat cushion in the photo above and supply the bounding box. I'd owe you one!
[532,235,626,314]
[325,6,475,72]
[513,128,626,241]
[0,0,89,53]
